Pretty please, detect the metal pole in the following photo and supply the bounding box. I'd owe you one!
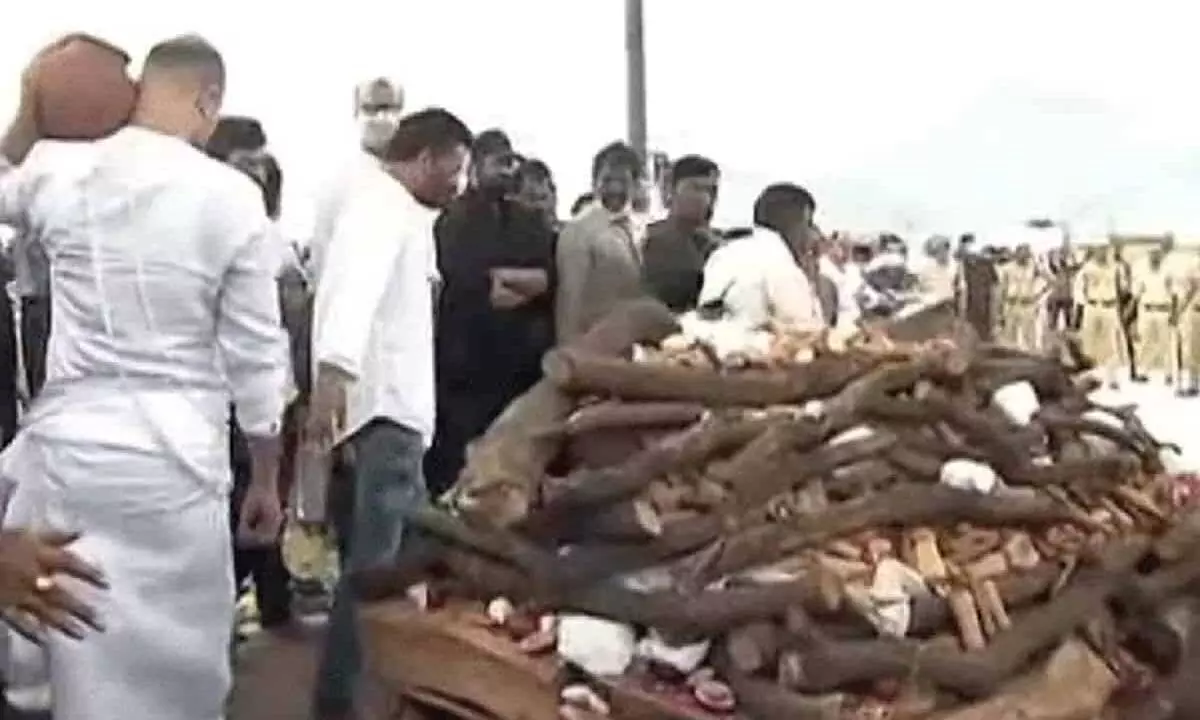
[625,0,647,159]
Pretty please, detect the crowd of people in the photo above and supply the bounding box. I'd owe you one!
[0,31,1196,720]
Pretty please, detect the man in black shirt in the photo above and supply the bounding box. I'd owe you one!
[642,155,721,312]
[425,132,557,497]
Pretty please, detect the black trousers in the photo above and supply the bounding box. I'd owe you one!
[0,292,19,447]
[423,390,513,498]
[229,418,293,627]
[1046,298,1076,332]
[19,296,49,399]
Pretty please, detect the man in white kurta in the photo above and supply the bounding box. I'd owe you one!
[698,183,826,330]
[0,36,290,720]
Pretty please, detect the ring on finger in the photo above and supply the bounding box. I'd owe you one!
[34,575,55,593]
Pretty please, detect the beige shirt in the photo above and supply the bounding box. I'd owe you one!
[999,261,1045,303]
[555,203,644,342]
[1075,261,1120,304]
[1135,265,1175,306]
[916,259,958,302]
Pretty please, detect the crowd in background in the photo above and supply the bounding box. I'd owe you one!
[3,51,1200,719]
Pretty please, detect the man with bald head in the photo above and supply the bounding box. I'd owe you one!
[354,77,404,157]
[0,34,289,719]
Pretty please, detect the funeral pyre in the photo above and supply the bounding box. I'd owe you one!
[362,299,1200,720]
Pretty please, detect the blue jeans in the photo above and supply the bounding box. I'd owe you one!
[314,420,427,716]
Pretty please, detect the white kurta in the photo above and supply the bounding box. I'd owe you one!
[310,160,440,446]
[698,228,825,329]
[0,127,290,720]
[820,256,864,328]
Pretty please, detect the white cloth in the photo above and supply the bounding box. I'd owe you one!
[698,228,825,328]
[913,256,959,302]
[10,230,48,298]
[0,126,291,720]
[820,256,863,327]
[307,149,382,280]
[311,160,440,446]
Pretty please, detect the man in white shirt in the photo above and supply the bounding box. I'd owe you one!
[354,77,404,157]
[915,235,959,303]
[308,108,471,720]
[305,77,405,280]
[819,233,864,329]
[698,182,826,329]
[0,35,289,720]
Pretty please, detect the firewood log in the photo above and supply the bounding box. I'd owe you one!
[535,413,774,515]
[691,483,1084,583]
[722,620,780,673]
[525,498,664,544]
[543,347,884,407]
[554,400,707,437]
[723,671,844,720]
[766,537,1148,698]
[447,299,679,528]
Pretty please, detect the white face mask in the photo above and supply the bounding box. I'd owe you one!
[357,110,401,152]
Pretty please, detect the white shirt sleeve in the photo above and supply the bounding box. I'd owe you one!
[312,184,405,380]
[0,141,55,227]
[217,188,292,437]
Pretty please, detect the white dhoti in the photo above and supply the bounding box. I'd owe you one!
[1,383,235,720]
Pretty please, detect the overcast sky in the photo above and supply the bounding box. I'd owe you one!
[4,1,1200,241]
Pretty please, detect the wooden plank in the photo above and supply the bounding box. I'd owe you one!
[359,601,720,720]
[360,601,560,720]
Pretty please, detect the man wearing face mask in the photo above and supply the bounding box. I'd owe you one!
[307,108,472,720]
[555,141,648,342]
[306,77,404,277]
[355,77,404,158]
[424,131,557,497]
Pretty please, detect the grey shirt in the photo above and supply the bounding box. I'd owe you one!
[554,203,645,342]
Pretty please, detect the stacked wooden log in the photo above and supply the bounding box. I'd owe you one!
[362,299,1200,720]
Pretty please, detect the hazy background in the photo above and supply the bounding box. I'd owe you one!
[4,0,1200,243]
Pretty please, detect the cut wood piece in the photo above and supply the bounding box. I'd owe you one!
[904,527,948,584]
[448,299,679,528]
[976,580,1011,633]
[694,483,1082,583]
[943,528,1002,566]
[1001,533,1041,571]
[767,537,1148,698]
[948,588,987,651]
[962,552,1009,583]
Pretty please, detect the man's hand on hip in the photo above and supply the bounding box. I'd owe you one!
[0,529,107,642]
